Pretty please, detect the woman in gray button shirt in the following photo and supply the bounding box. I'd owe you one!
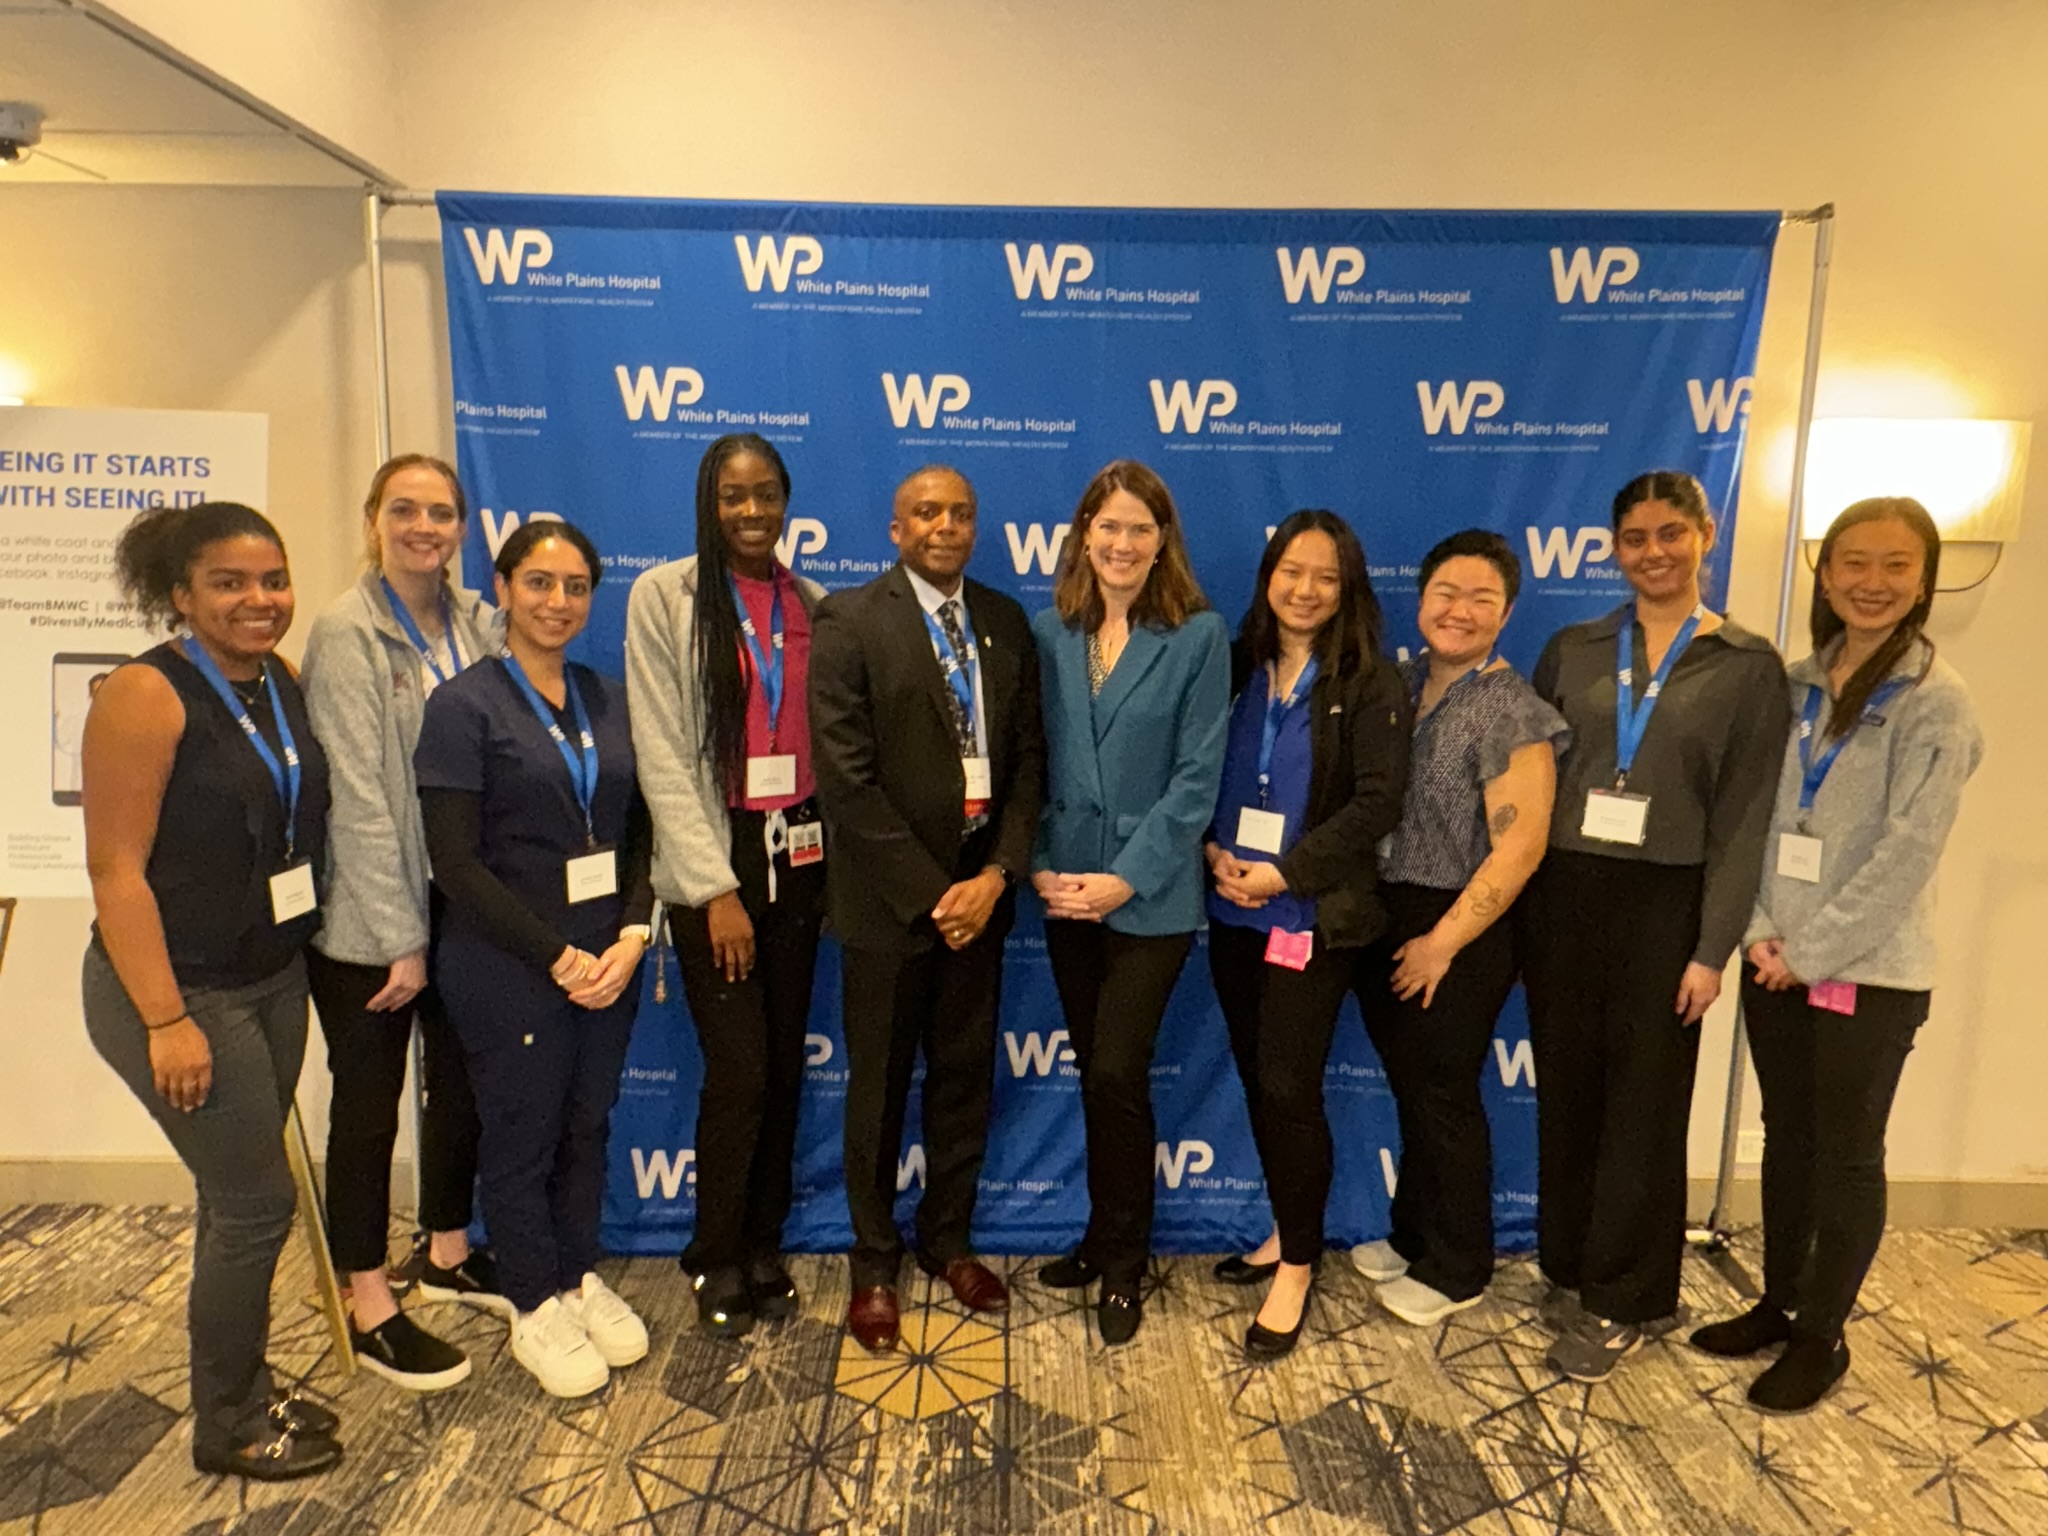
[1523,471,1792,1383]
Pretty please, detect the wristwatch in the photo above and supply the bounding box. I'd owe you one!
[619,923,653,945]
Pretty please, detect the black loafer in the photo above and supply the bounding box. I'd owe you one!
[1098,1283,1142,1346]
[1245,1281,1315,1362]
[1690,1302,1793,1359]
[194,1429,343,1482]
[267,1390,339,1439]
[1213,1255,1280,1286]
[747,1257,800,1322]
[1039,1253,1101,1289]
[695,1269,756,1339]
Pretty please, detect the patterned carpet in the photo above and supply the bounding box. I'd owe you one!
[1,1205,2046,1535]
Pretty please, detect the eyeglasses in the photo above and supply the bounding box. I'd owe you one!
[516,571,592,600]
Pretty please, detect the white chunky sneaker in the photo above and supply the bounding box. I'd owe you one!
[1377,1275,1484,1328]
[561,1272,650,1368]
[512,1296,609,1398]
[1350,1240,1410,1283]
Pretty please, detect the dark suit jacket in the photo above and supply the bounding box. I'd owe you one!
[809,564,1046,950]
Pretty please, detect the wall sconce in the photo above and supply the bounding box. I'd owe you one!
[1803,417,2032,590]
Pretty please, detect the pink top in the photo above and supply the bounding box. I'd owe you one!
[731,566,816,811]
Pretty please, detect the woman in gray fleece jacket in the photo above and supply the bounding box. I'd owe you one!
[1690,497,1983,1414]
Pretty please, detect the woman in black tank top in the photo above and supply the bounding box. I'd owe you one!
[80,503,339,1482]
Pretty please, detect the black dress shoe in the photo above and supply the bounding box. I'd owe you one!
[1246,1280,1315,1362]
[694,1269,756,1339]
[1098,1283,1142,1346]
[1690,1302,1793,1359]
[267,1390,338,1439]
[747,1257,799,1322]
[1213,1255,1280,1286]
[1039,1253,1101,1289]
[194,1428,343,1482]
[1748,1335,1850,1414]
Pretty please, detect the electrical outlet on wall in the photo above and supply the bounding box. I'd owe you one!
[1737,1130,1766,1165]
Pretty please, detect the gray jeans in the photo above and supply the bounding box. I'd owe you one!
[82,941,308,1458]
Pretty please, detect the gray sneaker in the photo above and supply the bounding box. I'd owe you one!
[1538,1285,1587,1334]
[1547,1317,1643,1382]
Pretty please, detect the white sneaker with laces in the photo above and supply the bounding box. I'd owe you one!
[512,1296,609,1398]
[561,1272,650,1367]
[1377,1274,1484,1327]
[1350,1240,1409,1283]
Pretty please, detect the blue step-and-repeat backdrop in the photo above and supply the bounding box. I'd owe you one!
[437,194,1778,1257]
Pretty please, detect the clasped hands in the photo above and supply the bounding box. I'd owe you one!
[1205,842,1287,909]
[932,867,1008,951]
[1032,868,1136,923]
[1747,938,1801,993]
[551,931,647,1009]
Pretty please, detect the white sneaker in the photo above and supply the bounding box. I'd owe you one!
[1377,1274,1484,1327]
[560,1272,649,1367]
[511,1296,610,1398]
[1350,1240,1409,1283]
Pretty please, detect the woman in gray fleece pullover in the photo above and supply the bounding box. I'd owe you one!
[1690,497,1983,1414]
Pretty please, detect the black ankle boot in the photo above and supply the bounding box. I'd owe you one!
[1689,1302,1793,1359]
[1748,1335,1850,1414]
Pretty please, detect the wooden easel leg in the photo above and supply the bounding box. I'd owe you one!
[285,1100,356,1378]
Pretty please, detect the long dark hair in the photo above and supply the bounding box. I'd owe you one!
[691,433,792,800]
[1237,510,1382,678]
[114,502,284,631]
[1811,497,1941,737]
[1052,460,1210,633]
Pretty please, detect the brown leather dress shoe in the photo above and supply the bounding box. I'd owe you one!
[847,1286,900,1352]
[923,1256,1009,1313]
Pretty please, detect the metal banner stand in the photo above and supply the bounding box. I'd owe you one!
[286,1102,356,1375]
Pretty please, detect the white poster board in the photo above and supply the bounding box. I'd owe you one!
[0,406,268,897]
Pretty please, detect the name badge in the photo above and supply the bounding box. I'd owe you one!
[962,756,993,802]
[1777,833,1824,883]
[1808,979,1858,1016]
[269,862,317,924]
[566,847,619,904]
[1582,788,1650,846]
[1265,927,1313,971]
[787,820,824,867]
[746,754,798,800]
[1235,806,1287,857]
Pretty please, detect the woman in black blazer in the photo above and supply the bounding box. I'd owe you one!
[1205,510,1411,1359]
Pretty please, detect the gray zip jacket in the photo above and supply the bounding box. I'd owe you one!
[301,569,503,966]
[625,555,827,910]
[1746,636,1982,990]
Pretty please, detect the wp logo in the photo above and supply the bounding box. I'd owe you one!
[614,365,705,422]
[1493,1036,1535,1089]
[1417,380,1504,436]
[630,1147,696,1200]
[1154,1140,1214,1190]
[1149,379,1238,434]
[479,508,561,558]
[1004,524,1071,578]
[897,1144,927,1192]
[1005,242,1094,300]
[778,519,829,565]
[1004,1028,1075,1077]
[1688,376,1754,433]
[1525,526,1614,580]
[1550,245,1640,303]
[734,234,823,293]
[462,227,553,285]
[1276,246,1365,304]
[882,373,971,429]
[804,1032,834,1066]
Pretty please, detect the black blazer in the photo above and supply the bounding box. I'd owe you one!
[1228,640,1413,948]
[810,565,1046,950]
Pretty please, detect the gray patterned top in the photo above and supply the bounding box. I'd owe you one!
[1377,657,1570,891]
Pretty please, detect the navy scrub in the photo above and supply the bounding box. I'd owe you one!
[415,656,653,1316]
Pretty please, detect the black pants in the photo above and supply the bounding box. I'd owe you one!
[437,927,640,1315]
[671,805,827,1276]
[841,888,1013,1289]
[1356,882,1519,1301]
[306,947,480,1274]
[1045,920,1194,1284]
[1520,850,1705,1324]
[1208,921,1352,1265]
[1744,974,1927,1341]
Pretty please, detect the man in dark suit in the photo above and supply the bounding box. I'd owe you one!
[809,465,1046,1351]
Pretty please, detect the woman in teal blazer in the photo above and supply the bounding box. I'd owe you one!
[1030,460,1230,1346]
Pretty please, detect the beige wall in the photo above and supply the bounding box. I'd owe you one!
[3,0,2043,1189]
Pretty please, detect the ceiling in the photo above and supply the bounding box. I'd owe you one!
[0,0,377,186]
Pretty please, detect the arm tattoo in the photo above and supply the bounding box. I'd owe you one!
[1467,878,1505,920]
[1488,803,1519,839]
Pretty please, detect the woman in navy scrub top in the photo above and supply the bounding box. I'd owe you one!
[415,519,656,1400]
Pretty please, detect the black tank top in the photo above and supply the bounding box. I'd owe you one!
[103,642,332,989]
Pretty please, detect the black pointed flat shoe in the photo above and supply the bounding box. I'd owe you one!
[1039,1253,1101,1289]
[1213,1255,1281,1286]
[1246,1281,1315,1362]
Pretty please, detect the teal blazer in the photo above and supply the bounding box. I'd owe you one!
[1032,607,1231,935]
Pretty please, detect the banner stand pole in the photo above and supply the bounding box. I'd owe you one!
[1687,202,1835,1294]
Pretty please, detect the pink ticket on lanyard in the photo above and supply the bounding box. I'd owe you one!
[1265,928,1313,971]
[1808,979,1858,1016]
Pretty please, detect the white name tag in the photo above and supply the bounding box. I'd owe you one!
[269,862,317,924]
[1582,788,1650,846]
[565,848,619,904]
[746,754,798,800]
[962,756,992,802]
[1235,805,1287,856]
[1777,832,1824,882]
[788,820,824,867]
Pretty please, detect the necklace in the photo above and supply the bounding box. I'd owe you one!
[229,665,267,704]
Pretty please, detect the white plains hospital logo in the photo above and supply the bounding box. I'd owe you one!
[734,234,824,293]
[882,373,971,429]
[1005,242,1094,300]
[1416,380,1505,436]
[1154,1140,1215,1190]
[1550,245,1640,303]
[1525,526,1615,580]
[1688,376,1754,433]
[1277,246,1366,304]
[615,365,705,422]
[1150,379,1238,434]
[463,227,554,285]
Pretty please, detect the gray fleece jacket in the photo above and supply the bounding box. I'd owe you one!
[1746,636,1982,990]
[300,569,503,966]
[625,555,827,910]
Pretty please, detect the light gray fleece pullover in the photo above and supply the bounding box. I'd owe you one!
[300,569,503,966]
[1746,636,1982,991]
[625,555,827,911]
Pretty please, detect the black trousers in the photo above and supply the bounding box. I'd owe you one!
[1520,850,1705,1324]
[306,947,480,1274]
[671,805,826,1277]
[841,884,1013,1290]
[1744,974,1927,1341]
[1208,921,1352,1265]
[1355,882,1519,1301]
[1045,920,1194,1284]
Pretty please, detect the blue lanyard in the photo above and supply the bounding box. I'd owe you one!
[921,603,979,744]
[180,638,303,863]
[1614,605,1706,785]
[1258,655,1319,805]
[1796,676,1913,824]
[500,653,599,846]
[381,577,464,687]
[730,573,785,746]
